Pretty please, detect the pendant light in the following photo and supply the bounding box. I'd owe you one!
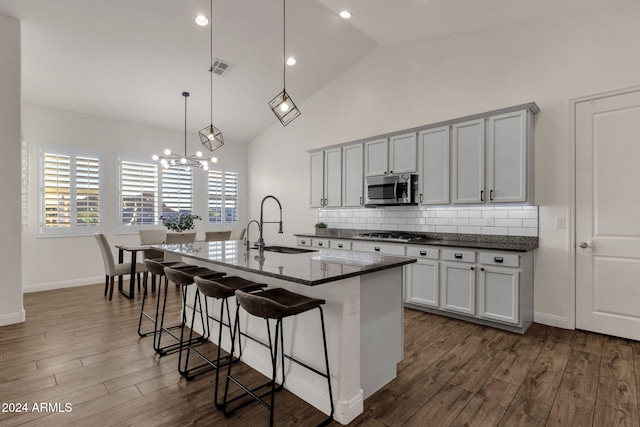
[268,0,301,126]
[199,0,224,152]
[152,92,214,171]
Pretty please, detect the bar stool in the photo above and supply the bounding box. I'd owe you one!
[138,258,194,338]
[181,276,266,389]
[159,266,226,364]
[222,288,335,427]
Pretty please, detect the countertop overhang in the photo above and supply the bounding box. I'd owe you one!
[154,241,416,286]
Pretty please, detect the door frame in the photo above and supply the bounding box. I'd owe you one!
[570,85,640,331]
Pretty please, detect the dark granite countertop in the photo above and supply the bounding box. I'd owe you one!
[155,241,416,286]
[295,229,538,252]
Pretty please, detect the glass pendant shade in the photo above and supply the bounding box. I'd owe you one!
[269,89,300,126]
[199,124,224,151]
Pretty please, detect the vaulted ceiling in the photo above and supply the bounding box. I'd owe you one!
[0,0,630,142]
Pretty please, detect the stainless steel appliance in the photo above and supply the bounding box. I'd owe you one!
[365,174,418,206]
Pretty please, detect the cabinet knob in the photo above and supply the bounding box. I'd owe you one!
[318,242,323,246]
[470,267,475,271]
[494,257,503,263]
[481,268,484,271]
[301,240,306,244]
[455,253,463,259]
[374,247,380,252]
[338,244,343,248]
[420,251,427,256]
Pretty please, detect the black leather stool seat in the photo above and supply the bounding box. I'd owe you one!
[164,266,225,285]
[235,288,325,319]
[194,276,267,300]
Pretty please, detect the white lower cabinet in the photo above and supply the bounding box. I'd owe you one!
[441,262,476,315]
[479,266,519,324]
[405,247,439,308]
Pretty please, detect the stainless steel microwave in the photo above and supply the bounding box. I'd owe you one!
[366,174,418,206]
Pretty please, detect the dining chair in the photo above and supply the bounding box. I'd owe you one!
[205,231,231,242]
[94,233,147,300]
[165,232,197,244]
[139,229,167,261]
[229,227,246,241]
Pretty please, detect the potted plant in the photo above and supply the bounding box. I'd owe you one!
[314,222,328,236]
[160,212,201,233]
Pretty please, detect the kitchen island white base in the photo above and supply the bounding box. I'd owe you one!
[182,259,404,425]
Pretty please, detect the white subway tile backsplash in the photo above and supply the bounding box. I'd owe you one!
[317,206,538,237]
[494,218,523,227]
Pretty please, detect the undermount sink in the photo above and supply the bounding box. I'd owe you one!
[262,246,318,254]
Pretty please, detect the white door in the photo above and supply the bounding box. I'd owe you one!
[576,89,640,341]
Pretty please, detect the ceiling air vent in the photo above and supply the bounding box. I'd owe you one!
[210,58,235,77]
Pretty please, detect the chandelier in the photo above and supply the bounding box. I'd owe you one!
[152,92,218,171]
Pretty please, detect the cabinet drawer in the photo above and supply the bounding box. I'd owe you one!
[479,252,519,268]
[352,241,405,256]
[296,237,312,247]
[312,239,330,249]
[330,240,352,250]
[406,246,439,260]
[441,249,476,263]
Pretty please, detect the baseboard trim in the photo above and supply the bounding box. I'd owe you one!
[0,309,26,326]
[23,276,104,293]
[534,312,570,329]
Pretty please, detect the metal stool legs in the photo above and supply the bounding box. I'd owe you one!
[221,303,334,427]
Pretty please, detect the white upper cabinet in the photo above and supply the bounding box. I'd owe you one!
[452,119,485,204]
[364,138,388,177]
[418,126,450,205]
[342,143,364,207]
[309,151,324,208]
[389,132,417,174]
[309,148,342,208]
[488,110,529,203]
[365,133,417,177]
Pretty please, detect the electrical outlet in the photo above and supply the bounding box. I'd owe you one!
[446,217,453,225]
[555,217,566,229]
[483,218,493,226]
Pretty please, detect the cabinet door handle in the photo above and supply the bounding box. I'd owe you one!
[490,190,494,201]
[481,268,484,271]
[494,257,503,263]
[301,240,306,245]
[390,170,393,174]
[470,267,475,271]
[320,198,324,206]
[338,244,343,248]
[374,247,381,252]
[455,253,463,259]
[360,196,364,206]
[419,251,427,256]
[480,190,484,202]
[318,242,323,246]
[324,198,328,206]
[419,193,423,203]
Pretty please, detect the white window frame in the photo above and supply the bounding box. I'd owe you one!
[207,168,240,227]
[38,143,104,237]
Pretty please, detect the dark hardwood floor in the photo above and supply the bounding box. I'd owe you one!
[1,283,638,426]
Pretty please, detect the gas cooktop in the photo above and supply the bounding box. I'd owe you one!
[353,232,424,243]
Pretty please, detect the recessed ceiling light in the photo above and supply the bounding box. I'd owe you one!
[195,15,209,26]
[286,57,297,66]
[339,11,352,19]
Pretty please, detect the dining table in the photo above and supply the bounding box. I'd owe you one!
[115,244,152,299]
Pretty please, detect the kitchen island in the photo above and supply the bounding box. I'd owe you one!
[157,241,416,425]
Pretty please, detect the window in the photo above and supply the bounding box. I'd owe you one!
[120,160,158,227]
[208,170,238,224]
[118,156,194,231]
[39,145,103,236]
[161,167,193,217]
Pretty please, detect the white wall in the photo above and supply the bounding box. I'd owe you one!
[248,3,640,328]
[22,103,248,292]
[0,14,24,325]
